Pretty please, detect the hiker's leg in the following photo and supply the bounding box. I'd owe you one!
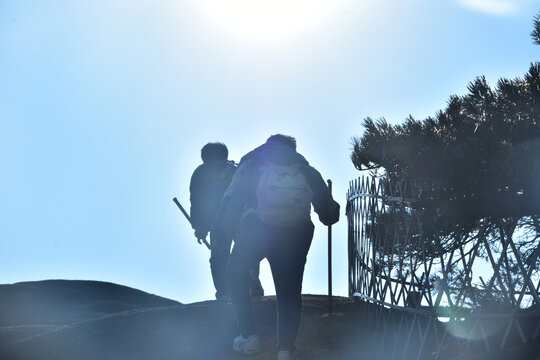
[210,232,232,299]
[249,265,260,279]
[268,221,314,351]
[249,263,264,297]
[227,215,268,337]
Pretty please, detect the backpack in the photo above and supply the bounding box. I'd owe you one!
[255,162,313,227]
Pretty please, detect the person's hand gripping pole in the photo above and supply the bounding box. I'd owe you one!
[172,197,211,250]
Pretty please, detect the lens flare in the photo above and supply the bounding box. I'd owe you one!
[437,307,506,341]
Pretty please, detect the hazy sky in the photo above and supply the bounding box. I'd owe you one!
[1,0,538,303]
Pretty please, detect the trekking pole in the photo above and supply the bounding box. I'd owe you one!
[172,197,211,250]
[327,179,333,315]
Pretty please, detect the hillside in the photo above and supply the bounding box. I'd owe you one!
[0,280,371,360]
[0,280,538,360]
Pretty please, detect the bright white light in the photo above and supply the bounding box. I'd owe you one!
[456,0,519,15]
[190,0,351,45]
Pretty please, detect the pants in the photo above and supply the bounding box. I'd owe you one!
[210,232,261,299]
[227,214,314,351]
[210,231,233,299]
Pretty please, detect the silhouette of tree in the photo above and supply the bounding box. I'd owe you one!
[351,14,540,266]
[353,67,540,220]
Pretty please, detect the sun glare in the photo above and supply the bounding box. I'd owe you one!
[190,0,351,45]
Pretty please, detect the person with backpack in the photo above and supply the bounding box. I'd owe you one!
[190,142,264,302]
[211,135,340,360]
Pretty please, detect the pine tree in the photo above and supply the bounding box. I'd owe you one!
[351,14,540,258]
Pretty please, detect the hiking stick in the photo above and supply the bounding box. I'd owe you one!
[172,197,211,250]
[327,179,333,315]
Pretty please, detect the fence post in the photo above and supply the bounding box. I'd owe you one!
[327,179,333,315]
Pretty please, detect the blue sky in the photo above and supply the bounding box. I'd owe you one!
[1,0,538,303]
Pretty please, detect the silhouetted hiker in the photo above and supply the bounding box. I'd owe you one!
[211,134,340,360]
[190,142,264,302]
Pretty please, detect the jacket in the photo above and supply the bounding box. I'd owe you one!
[189,160,236,232]
[212,142,340,236]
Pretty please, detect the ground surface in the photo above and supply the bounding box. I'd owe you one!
[0,280,371,360]
[0,280,538,360]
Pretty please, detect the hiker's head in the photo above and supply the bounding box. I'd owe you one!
[266,134,296,150]
[201,142,228,163]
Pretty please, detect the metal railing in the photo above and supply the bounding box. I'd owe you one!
[347,175,540,359]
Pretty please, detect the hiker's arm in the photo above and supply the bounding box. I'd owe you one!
[304,166,340,226]
[211,161,253,237]
[189,166,207,233]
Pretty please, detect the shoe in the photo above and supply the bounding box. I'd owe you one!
[277,350,298,360]
[250,278,264,297]
[233,334,261,354]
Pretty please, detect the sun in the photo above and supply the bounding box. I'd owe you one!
[189,0,351,45]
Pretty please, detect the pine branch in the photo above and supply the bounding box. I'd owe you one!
[531,13,540,46]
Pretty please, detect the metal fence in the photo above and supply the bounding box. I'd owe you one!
[346,175,540,359]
